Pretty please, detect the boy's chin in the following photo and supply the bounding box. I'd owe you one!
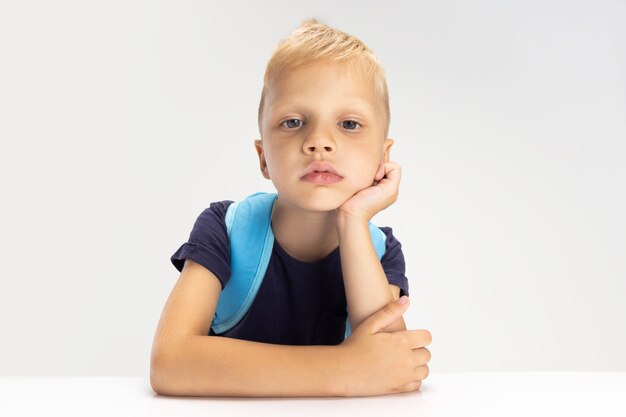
[284,189,349,213]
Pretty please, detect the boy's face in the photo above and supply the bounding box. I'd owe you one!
[255,60,393,212]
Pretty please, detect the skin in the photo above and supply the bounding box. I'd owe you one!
[254,59,401,262]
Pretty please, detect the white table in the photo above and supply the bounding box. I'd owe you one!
[1,373,625,417]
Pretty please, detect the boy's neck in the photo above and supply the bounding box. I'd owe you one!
[270,197,340,263]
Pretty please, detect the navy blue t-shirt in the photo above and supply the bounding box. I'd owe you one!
[171,200,409,346]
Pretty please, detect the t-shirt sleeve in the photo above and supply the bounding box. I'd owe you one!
[379,226,410,298]
[170,200,234,290]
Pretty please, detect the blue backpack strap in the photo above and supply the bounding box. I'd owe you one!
[344,222,387,339]
[212,190,387,341]
[211,192,278,334]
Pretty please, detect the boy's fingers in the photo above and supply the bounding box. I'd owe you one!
[372,164,384,184]
[363,296,410,335]
[407,329,432,349]
[411,348,432,368]
[384,162,401,181]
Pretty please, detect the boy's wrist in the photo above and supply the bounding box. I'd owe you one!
[336,209,369,231]
[329,343,356,397]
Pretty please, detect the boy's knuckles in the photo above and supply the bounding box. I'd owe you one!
[408,330,430,347]
[394,332,409,346]
[402,354,414,370]
[404,380,421,392]
[416,364,429,380]
[381,304,397,316]
[422,347,432,362]
[421,329,433,346]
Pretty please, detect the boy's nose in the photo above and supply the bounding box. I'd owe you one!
[303,134,336,154]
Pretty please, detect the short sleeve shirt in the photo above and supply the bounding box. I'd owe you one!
[171,200,409,346]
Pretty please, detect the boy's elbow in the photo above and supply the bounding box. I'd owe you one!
[150,371,165,396]
[150,348,174,395]
[150,354,165,395]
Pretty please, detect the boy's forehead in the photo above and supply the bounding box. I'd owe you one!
[268,96,378,117]
[266,64,381,114]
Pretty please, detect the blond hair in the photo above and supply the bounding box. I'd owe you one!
[258,18,390,139]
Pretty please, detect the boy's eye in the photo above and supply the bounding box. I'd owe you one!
[280,119,362,130]
[281,119,303,129]
[341,120,361,130]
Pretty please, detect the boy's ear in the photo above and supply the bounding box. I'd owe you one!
[254,139,271,180]
[383,138,394,163]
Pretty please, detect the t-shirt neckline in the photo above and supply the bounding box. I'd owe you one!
[272,237,340,267]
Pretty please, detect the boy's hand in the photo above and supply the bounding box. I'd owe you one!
[335,296,432,396]
[336,161,401,223]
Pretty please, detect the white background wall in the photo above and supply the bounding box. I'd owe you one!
[0,0,624,376]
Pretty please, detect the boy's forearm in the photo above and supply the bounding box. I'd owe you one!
[151,335,347,397]
[337,213,406,332]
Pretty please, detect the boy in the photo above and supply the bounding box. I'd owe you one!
[150,18,432,397]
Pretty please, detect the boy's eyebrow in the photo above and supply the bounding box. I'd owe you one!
[271,99,377,116]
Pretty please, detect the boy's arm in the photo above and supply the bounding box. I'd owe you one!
[151,336,346,397]
[151,256,422,398]
[337,213,407,333]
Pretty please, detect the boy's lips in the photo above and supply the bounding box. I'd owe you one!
[300,161,344,184]
[301,172,343,184]
[300,161,342,177]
